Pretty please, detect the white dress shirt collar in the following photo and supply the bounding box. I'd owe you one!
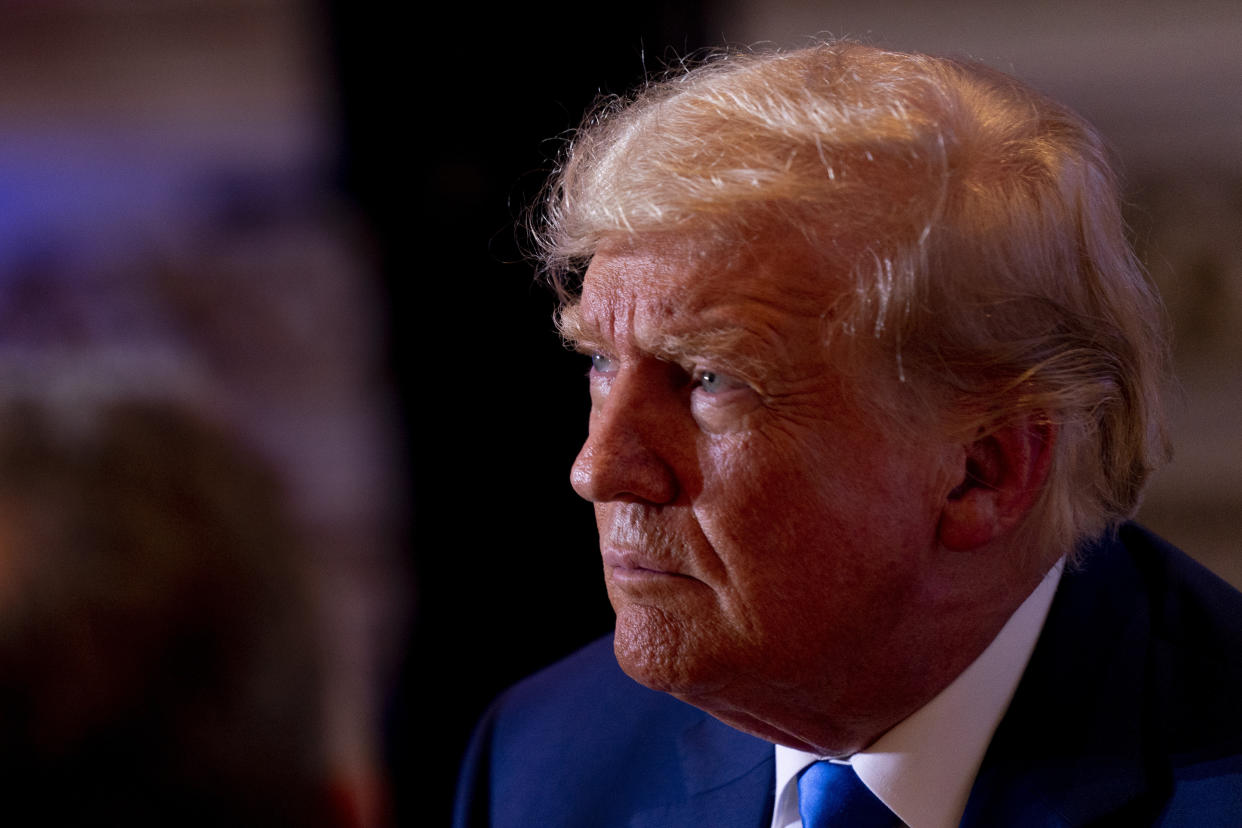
[770,558,1064,828]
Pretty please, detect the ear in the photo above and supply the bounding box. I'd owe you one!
[938,416,1055,551]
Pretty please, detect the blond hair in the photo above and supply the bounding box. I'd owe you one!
[534,41,1170,562]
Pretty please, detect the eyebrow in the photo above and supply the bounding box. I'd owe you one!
[558,302,774,381]
[556,303,598,351]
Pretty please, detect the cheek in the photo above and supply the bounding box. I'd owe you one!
[693,426,939,592]
[691,432,829,582]
[697,427,837,525]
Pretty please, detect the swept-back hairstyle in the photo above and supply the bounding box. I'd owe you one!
[534,41,1170,562]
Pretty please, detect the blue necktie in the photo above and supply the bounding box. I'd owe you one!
[797,760,898,827]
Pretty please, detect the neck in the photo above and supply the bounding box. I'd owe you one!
[679,551,1056,755]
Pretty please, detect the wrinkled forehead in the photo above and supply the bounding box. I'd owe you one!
[564,232,855,381]
[577,232,839,323]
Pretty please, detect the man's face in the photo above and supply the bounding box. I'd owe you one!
[567,234,962,750]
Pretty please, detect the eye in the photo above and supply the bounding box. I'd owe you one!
[689,367,761,433]
[590,353,617,374]
[693,368,747,395]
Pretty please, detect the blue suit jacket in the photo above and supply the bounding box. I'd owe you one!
[454,525,1242,826]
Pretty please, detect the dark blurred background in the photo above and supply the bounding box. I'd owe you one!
[1,1,1239,826]
[327,3,713,824]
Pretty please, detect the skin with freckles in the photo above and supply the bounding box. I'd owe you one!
[566,233,1054,756]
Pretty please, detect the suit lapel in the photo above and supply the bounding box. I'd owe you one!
[961,533,1170,826]
[631,711,774,828]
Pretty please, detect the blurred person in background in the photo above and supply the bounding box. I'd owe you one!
[0,383,333,825]
[0,5,409,822]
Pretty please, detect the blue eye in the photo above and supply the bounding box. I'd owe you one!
[590,353,616,374]
[698,371,725,393]
[695,369,744,395]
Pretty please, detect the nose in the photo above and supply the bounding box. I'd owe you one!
[570,366,681,505]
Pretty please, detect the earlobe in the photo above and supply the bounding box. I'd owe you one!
[938,417,1055,551]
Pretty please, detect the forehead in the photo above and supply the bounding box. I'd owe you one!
[574,235,838,353]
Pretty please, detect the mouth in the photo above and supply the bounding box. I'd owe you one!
[601,548,694,584]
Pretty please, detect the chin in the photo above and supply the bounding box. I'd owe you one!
[611,603,734,697]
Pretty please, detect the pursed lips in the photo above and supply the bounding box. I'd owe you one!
[601,547,694,583]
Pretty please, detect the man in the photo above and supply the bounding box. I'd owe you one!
[454,41,1242,826]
